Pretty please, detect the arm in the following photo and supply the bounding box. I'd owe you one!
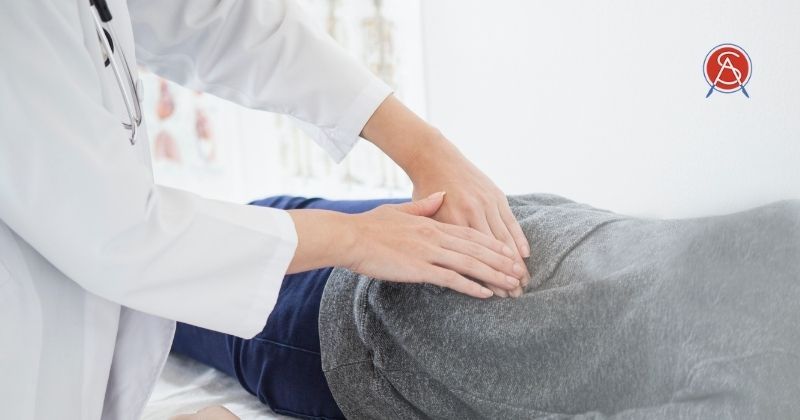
[128,0,529,295]
[286,193,524,299]
[0,1,296,339]
[362,96,532,296]
[128,0,389,162]
[1,1,519,315]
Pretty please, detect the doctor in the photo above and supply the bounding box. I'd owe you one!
[0,0,530,418]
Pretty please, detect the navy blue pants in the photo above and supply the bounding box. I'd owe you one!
[171,196,406,420]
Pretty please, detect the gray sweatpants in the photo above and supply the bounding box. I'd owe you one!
[319,195,800,419]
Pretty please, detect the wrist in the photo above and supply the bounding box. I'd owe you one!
[335,213,362,270]
[402,134,467,185]
[287,210,359,273]
[361,95,454,181]
[394,129,447,180]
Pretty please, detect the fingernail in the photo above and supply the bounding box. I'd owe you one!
[506,275,519,288]
[502,245,514,257]
[513,263,524,277]
[428,191,446,200]
[510,287,523,298]
[481,287,494,298]
[521,243,531,258]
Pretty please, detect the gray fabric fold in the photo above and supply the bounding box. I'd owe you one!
[319,194,800,419]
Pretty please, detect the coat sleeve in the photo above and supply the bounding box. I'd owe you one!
[128,0,393,162]
[0,0,297,339]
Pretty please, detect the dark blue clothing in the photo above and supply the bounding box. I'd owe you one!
[171,196,406,420]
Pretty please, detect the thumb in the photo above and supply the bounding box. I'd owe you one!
[396,191,446,217]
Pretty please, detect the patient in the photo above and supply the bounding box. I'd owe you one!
[172,195,800,419]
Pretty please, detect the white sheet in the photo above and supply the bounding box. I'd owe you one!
[143,354,289,420]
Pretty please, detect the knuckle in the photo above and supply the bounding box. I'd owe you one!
[417,224,437,238]
[460,199,478,212]
[488,253,504,270]
[462,257,480,272]
[490,239,505,252]
[414,242,433,257]
[506,258,517,272]
[463,227,479,241]
[441,272,458,288]
[410,264,428,280]
[496,270,507,284]
[464,206,481,218]
[465,241,484,257]
[498,231,513,242]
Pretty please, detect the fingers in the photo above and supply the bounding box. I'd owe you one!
[440,228,517,276]
[499,202,530,258]
[454,213,512,297]
[433,248,519,291]
[486,206,517,258]
[424,264,494,299]
[498,204,531,290]
[486,207,531,290]
[438,233,521,282]
[481,269,509,297]
[439,222,514,259]
[396,191,445,217]
[438,223,524,296]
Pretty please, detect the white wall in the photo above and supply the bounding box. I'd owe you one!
[421,1,800,217]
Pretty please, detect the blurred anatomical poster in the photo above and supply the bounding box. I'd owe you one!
[141,0,425,203]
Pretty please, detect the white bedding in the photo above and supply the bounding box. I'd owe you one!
[143,354,289,420]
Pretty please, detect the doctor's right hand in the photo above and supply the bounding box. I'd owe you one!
[287,192,523,298]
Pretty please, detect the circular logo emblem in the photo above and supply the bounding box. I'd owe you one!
[704,43,751,97]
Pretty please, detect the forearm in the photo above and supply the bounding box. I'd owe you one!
[361,95,465,182]
[287,95,528,297]
[359,94,531,290]
[286,209,356,274]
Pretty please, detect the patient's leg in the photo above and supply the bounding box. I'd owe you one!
[320,195,800,419]
[171,196,406,420]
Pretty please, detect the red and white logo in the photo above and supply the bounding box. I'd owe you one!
[704,44,751,98]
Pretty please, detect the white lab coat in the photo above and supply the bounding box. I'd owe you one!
[0,0,391,418]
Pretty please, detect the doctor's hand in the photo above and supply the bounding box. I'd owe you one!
[361,95,531,297]
[406,140,531,297]
[287,192,523,299]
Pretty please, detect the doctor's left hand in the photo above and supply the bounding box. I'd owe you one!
[286,192,523,299]
[362,95,531,297]
[405,140,532,297]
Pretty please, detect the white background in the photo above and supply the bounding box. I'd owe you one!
[420,0,799,217]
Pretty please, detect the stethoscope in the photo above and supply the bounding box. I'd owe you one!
[89,0,142,145]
